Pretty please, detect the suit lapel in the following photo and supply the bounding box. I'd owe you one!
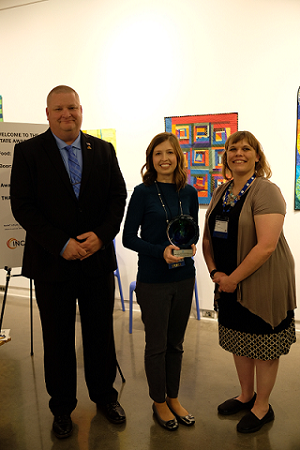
[80,132,95,197]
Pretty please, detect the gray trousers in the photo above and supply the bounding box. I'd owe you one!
[135,278,194,403]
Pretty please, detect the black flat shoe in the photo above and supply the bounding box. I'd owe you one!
[52,414,73,439]
[152,403,179,431]
[166,400,195,426]
[101,401,126,424]
[237,405,275,433]
[218,392,257,415]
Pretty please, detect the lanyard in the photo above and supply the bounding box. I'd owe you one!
[222,174,255,213]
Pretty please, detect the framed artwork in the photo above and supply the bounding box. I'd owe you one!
[165,113,238,204]
[295,88,300,209]
[82,128,117,152]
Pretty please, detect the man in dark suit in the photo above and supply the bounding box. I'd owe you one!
[10,85,127,439]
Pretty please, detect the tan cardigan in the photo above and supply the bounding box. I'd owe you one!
[205,177,296,328]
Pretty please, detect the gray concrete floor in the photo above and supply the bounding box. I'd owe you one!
[0,295,300,450]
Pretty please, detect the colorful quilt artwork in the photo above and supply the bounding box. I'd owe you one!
[0,96,3,122]
[295,88,300,209]
[165,113,238,205]
[82,129,117,152]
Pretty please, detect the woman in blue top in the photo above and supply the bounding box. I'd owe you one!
[123,132,199,431]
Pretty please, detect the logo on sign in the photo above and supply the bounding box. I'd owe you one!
[6,238,25,249]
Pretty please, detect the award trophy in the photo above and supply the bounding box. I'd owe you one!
[167,215,199,258]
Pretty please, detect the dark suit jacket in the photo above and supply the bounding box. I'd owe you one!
[10,128,127,282]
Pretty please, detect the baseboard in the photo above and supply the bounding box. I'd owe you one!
[0,285,35,299]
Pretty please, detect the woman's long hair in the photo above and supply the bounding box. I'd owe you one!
[141,132,187,191]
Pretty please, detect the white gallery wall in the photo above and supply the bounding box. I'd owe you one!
[1,0,300,319]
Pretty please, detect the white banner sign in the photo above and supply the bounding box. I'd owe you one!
[0,122,48,269]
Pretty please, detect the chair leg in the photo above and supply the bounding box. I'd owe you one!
[129,281,136,333]
[112,240,125,311]
[116,360,125,383]
[194,279,200,320]
[129,290,133,334]
[114,271,125,312]
[117,277,125,312]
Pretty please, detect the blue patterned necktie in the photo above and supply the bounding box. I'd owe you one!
[65,145,81,198]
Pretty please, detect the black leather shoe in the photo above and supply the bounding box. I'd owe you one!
[102,401,126,424]
[52,414,73,439]
[166,400,195,426]
[237,405,275,433]
[152,403,179,431]
[218,392,257,415]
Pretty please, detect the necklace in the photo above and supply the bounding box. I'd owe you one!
[154,181,183,223]
[223,174,256,212]
[226,183,240,207]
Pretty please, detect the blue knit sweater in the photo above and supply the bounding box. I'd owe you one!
[122,182,199,283]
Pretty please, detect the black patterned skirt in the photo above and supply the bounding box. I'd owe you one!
[219,320,296,360]
[217,293,296,360]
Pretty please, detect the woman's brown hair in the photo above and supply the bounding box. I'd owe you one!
[222,130,272,180]
[141,132,187,191]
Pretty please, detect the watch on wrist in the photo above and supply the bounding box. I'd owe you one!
[210,269,218,279]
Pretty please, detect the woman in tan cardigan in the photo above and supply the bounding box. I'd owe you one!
[202,130,296,433]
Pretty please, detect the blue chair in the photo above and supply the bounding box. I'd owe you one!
[129,277,200,334]
[113,239,125,311]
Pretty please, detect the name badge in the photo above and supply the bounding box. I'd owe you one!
[213,215,229,239]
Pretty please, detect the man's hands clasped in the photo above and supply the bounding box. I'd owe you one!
[62,232,102,261]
